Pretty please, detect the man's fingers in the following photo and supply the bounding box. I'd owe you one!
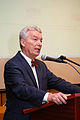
[47,92,71,105]
[57,95,67,104]
[65,94,71,97]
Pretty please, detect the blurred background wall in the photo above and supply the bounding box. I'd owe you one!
[0,0,80,58]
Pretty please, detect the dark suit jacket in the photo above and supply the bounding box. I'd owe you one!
[3,51,80,120]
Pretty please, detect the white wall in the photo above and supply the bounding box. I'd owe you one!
[0,0,80,58]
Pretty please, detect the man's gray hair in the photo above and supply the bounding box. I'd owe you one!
[19,26,42,40]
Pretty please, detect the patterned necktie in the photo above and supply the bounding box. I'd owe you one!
[31,60,38,67]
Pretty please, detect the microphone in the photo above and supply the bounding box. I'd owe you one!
[41,55,67,63]
[59,55,66,60]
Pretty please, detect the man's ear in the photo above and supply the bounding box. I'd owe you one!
[20,39,26,47]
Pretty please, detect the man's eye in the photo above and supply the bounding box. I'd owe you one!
[33,37,42,43]
[33,38,37,41]
[34,38,37,40]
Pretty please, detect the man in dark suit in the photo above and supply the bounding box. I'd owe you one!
[3,26,80,120]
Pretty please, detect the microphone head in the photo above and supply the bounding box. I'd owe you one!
[41,55,46,60]
[59,55,66,60]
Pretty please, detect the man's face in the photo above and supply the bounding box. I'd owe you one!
[21,30,42,59]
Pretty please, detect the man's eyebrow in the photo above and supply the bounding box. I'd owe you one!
[33,35,43,40]
[33,35,38,38]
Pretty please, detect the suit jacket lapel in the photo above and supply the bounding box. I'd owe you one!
[36,64,43,89]
[17,52,38,88]
[25,63,38,88]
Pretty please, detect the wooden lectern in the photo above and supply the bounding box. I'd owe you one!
[23,93,80,120]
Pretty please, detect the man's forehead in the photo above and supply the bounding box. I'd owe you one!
[28,30,42,37]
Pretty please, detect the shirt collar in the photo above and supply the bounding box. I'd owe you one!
[20,51,32,67]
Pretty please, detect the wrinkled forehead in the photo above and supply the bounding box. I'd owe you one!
[27,30,42,39]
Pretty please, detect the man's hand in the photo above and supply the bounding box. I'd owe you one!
[47,92,71,105]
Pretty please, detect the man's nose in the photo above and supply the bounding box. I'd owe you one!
[38,40,42,46]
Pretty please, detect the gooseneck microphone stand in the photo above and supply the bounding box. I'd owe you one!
[59,55,80,75]
[59,55,80,67]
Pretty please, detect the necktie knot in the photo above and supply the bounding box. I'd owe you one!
[31,60,38,67]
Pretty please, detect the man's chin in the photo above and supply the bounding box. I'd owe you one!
[34,53,40,57]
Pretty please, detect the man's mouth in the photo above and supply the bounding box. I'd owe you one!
[35,48,41,52]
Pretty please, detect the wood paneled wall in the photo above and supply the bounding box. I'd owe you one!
[44,58,80,84]
[0,58,80,89]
